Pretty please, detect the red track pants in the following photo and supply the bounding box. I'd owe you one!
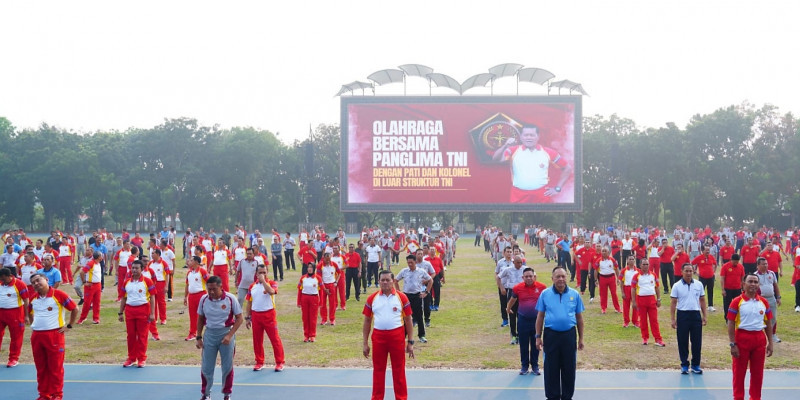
[622,286,639,325]
[79,282,101,323]
[154,280,167,323]
[187,291,205,336]
[0,307,24,363]
[338,277,346,308]
[371,326,407,400]
[732,329,767,400]
[124,304,150,362]
[636,295,662,342]
[300,293,319,339]
[251,309,285,365]
[598,274,620,312]
[58,257,73,284]
[31,328,66,399]
[213,265,230,292]
[116,266,128,300]
[320,283,337,323]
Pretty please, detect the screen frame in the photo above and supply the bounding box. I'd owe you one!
[340,95,583,212]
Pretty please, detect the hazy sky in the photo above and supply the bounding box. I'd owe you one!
[2,0,798,143]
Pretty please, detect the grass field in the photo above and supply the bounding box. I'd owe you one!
[6,237,800,370]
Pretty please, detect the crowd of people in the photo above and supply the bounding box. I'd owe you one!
[484,223,795,400]
[0,224,454,400]
[1,222,795,400]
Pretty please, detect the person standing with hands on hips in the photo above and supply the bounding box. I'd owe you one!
[196,276,244,400]
[727,273,774,400]
[670,263,708,375]
[394,254,433,343]
[363,269,414,400]
[535,266,585,400]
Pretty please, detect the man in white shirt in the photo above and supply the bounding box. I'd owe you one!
[365,238,382,287]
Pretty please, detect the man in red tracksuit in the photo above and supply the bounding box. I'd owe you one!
[245,264,285,372]
[78,252,104,324]
[0,268,29,367]
[147,249,171,325]
[118,260,156,368]
[362,269,414,400]
[727,274,774,400]
[29,273,78,400]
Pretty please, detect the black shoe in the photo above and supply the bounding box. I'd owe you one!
[78,298,84,305]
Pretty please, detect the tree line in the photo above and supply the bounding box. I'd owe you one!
[0,102,797,233]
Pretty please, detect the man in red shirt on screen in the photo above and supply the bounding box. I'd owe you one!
[492,124,573,203]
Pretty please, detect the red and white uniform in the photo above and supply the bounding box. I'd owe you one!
[631,271,662,343]
[121,277,156,363]
[594,257,621,313]
[185,267,209,337]
[619,267,641,326]
[79,259,103,323]
[503,144,568,203]
[727,293,773,400]
[29,288,76,400]
[147,259,170,323]
[331,254,346,308]
[296,273,322,340]
[57,244,73,284]
[363,289,413,400]
[246,280,285,366]
[114,248,133,299]
[0,277,28,364]
[212,248,232,292]
[317,261,340,324]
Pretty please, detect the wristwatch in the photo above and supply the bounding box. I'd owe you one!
[535,333,541,339]
[66,324,72,329]
[729,342,736,347]
[118,312,124,316]
[554,186,562,193]
[407,339,415,345]
[196,336,203,340]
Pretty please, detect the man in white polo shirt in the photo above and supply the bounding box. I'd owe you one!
[196,275,243,400]
[244,264,285,372]
[670,262,708,375]
[394,255,433,343]
[363,269,414,400]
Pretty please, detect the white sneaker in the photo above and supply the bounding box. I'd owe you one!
[773,334,781,343]
[708,306,716,312]
[795,306,800,313]
[589,297,595,303]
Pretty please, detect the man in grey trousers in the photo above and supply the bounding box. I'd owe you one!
[196,275,244,400]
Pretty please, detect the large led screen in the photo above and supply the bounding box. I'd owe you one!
[341,96,582,212]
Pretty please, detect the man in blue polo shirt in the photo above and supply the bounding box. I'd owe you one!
[37,254,62,289]
[535,266,585,400]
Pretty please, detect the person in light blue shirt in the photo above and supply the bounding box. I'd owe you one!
[90,242,108,289]
[37,254,62,289]
[535,266,585,400]
[556,235,574,281]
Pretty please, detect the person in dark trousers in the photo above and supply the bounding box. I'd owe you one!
[535,266,585,400]
[270,236,284,281]
[669,262,708,375]
[283,232,296,271]
[394,255,433,343]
